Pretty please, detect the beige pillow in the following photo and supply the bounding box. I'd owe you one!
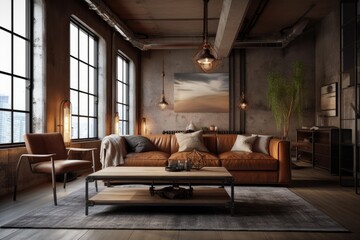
[231,135,257,152]
[175,130,209,152]
[252,134,272,154]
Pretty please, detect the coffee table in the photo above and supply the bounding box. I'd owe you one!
[85,166,235,215]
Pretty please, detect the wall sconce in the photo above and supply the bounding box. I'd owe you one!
[142,117,147,135]
[59,100,72,146]
[239,92,247,110]
[158,56,169,110]
[114,112,119,135]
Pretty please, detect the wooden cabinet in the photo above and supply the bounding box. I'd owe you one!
[296,128,351,175]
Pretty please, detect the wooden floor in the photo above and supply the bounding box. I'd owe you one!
[1,162,360,240]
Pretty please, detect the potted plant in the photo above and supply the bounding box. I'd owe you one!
[267,61,305,139]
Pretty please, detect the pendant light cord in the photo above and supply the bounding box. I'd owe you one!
[162,56,165,95]
[203,0,209,44]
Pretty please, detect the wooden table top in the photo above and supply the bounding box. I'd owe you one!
[87,166,233,181]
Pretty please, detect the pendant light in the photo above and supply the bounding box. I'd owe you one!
[239,92,247,110]
[158,56,169,110]
[193,0,220,72]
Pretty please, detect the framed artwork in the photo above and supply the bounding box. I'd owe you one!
[174,73,229,113]
[320,82,337,116]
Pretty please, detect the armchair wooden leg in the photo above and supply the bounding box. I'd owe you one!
[91,150,98,192]
[63,173,67,189]
[50,157,57,206]
[13,155,26,201]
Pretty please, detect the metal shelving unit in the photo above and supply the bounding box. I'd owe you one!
[339,0,359,194]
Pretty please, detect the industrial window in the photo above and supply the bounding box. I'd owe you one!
[115,54,130,135]
[0,0,32,146]
[70,19,98,140]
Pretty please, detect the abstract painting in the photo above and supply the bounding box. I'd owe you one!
[174,73,229,112]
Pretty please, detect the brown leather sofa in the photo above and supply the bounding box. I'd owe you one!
[102,134,291,186]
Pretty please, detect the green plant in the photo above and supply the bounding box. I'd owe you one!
[267,61,305,139]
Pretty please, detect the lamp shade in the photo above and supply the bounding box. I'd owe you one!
[197,47,215,64]
[239,92,247,110]
[60,100,72,146]
[114,112,119,135]
[141,117,147,135]
[158,94,168,110]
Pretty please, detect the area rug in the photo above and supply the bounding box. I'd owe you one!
[1,186,347,232]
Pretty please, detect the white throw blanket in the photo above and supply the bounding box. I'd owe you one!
[100,134,125,168]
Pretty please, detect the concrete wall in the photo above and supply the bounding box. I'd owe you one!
[246,30,316,140]
[141,50,230,134]
[140,32,316,140]
[315,7,340,127]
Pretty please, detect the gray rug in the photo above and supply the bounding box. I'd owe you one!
[2,186,347,231]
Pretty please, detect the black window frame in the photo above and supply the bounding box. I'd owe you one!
[69,18,98,141]
[0,0,33,148]
[115,53,130,135]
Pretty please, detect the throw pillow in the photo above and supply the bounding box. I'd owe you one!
[124,136,158,153]
[231,135,257,152]
[252,134,272,154]
[175,130,209,152]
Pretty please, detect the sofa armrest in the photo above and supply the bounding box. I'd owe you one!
[269,138,291,185]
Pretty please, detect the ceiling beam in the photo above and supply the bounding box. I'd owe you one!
[214,0,250,58]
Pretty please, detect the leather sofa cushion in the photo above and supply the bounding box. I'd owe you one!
[169,151,220,167]
[219,152,278,171]
[126,151,170,160]
[124,151,170,166]
[145,135,172,153]
[216,134,238,154]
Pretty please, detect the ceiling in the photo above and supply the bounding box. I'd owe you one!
[84,0,339,57]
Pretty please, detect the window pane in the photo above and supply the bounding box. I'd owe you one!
[79,62,88,92]
[89,37,95,66]
[117,57,123,80]
[13,77,28,111]
[13,36,27,77]
[124,62,128,84]
[0,74,12,109]
[89,67,94,94]
[0,0,11,30]
[116,104,122,116]
[89,95,95,117]
[72,116,78,139]
[70,23,78,58]
[79,117,88,138]
[0,30,12,73]
[117,83,123,102]
[70,90,78,114]
[79,30,88,62]
[14,0,27,37]
[122,105,126,120]
[89,118,95,138]
[13,112,28,142]
[70,58,78,89]
[121,121,128,135]
[123,84,128,104]
[0,111,11,143]
[79,93,88,116]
